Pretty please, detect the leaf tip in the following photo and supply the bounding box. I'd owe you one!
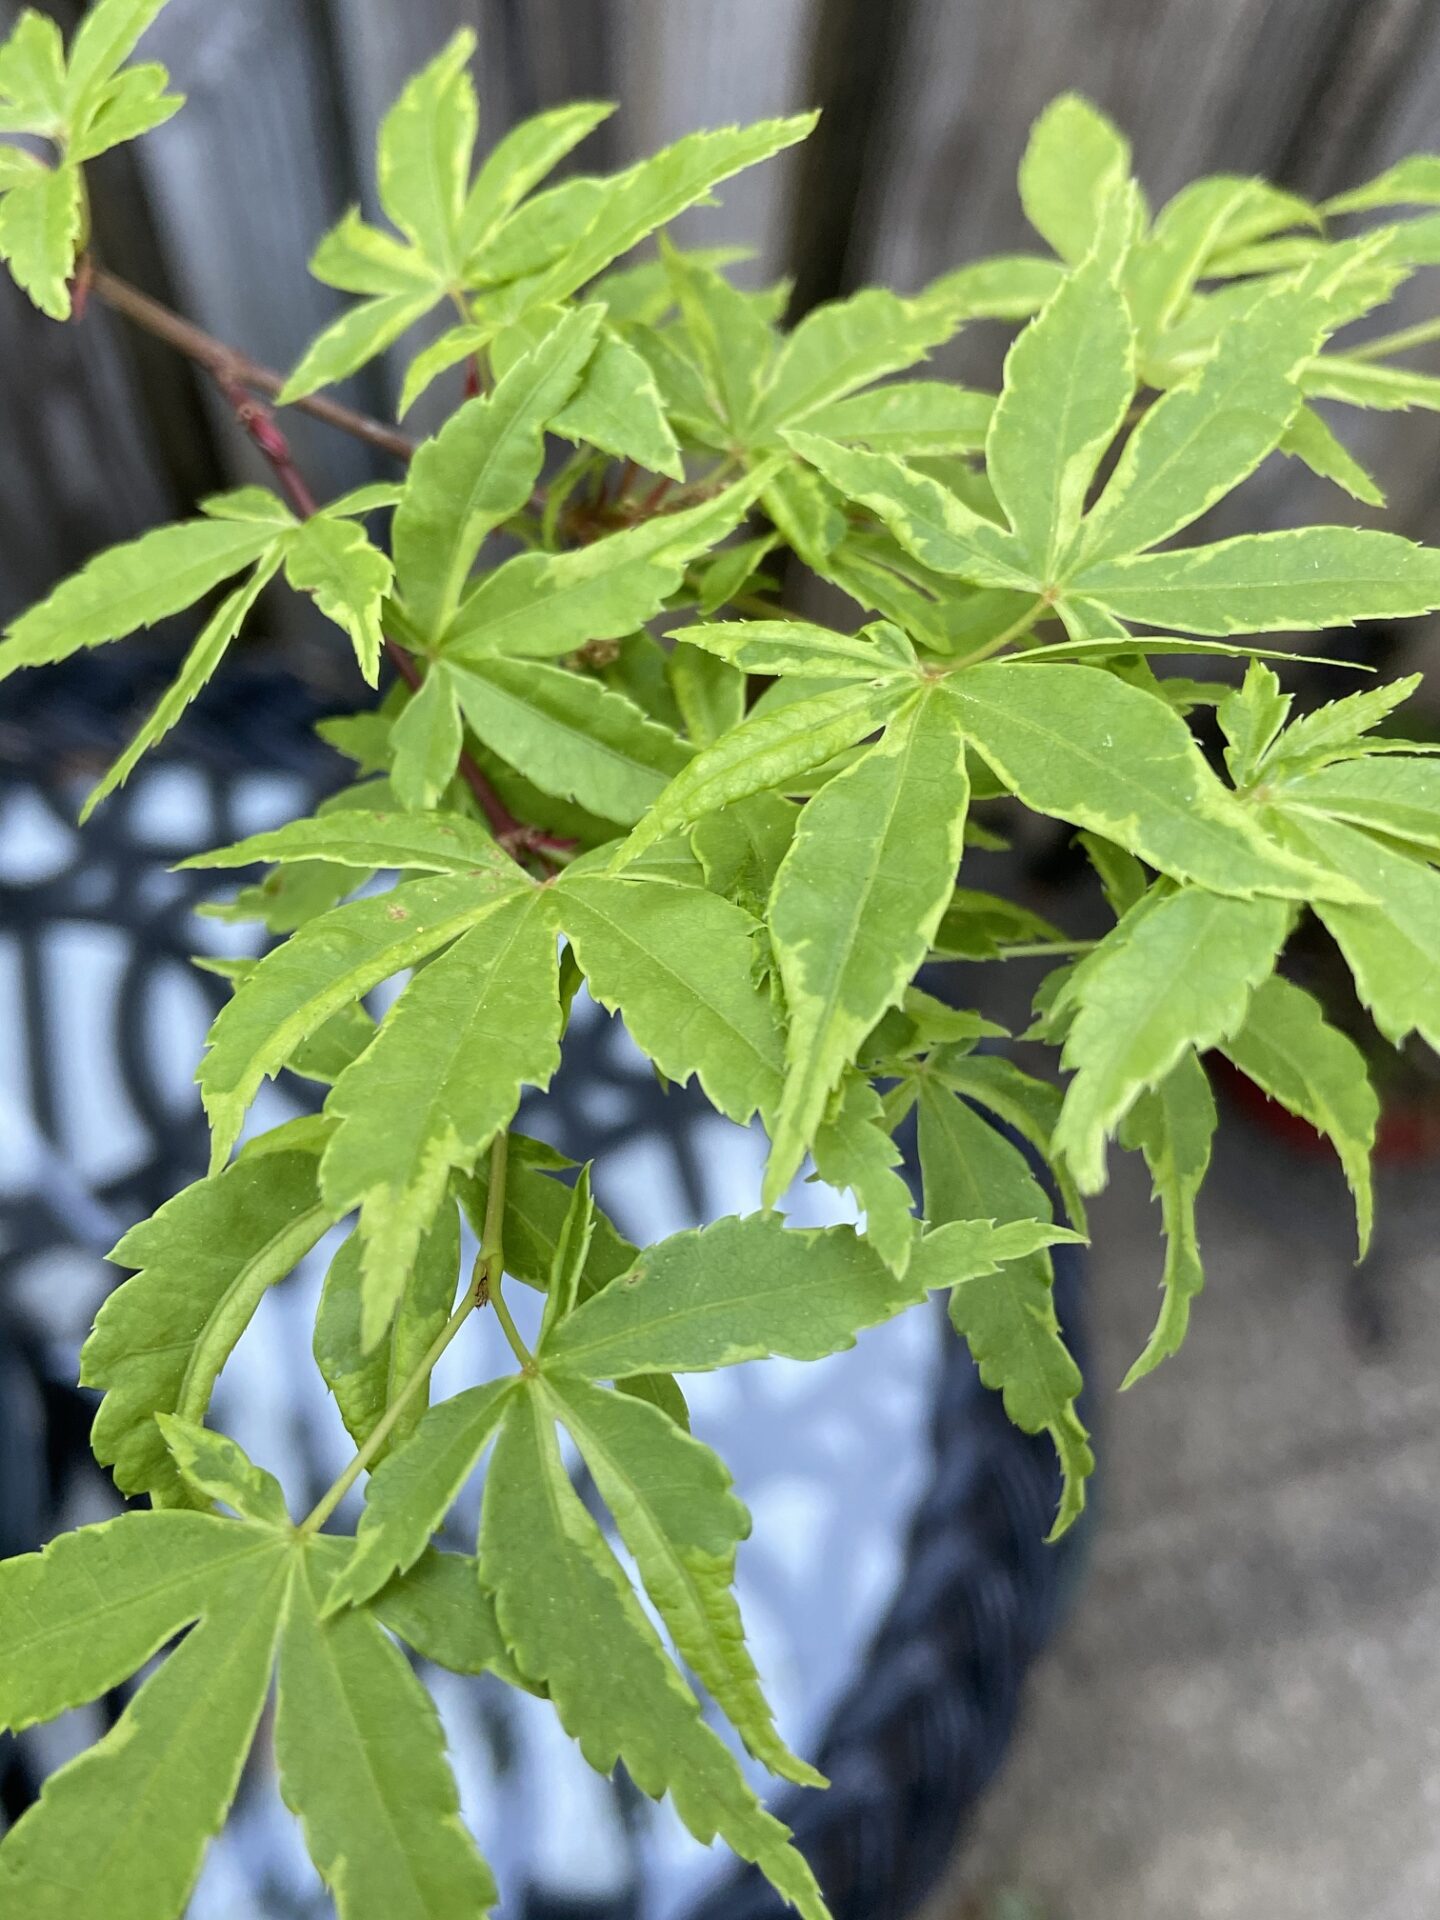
[1045,1490,1085,1544]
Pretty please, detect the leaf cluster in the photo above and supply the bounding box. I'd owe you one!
[0,0,181,315]
[4,30,1440,1920]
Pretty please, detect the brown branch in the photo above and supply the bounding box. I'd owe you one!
[211,370,321,520]
[86,263,418,463]
[87,265,734,528]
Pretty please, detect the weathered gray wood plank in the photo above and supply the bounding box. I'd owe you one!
[135,0,373,507]
[0,286,178,624]
[1283,0,1440,543]
[0,0,191,621]
[612,0,821,283]
[863,0,1360,294]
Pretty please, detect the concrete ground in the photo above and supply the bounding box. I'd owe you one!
[926,1104,1440,1920]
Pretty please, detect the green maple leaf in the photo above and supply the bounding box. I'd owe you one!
[765,685,970,1202]
[283,34,814,406]
[320,888,563,1346]
[0,1522,290,1917]
[786,202,1440,639]
[918,1084,1091,1534]
[479,1382,831,1917]
[1051,886,1291,1193]
[0,0,182,317]
[1117,1050,1218,1382]
[83,1139,337,1503]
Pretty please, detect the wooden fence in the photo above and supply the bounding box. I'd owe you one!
[4,0,1440,648]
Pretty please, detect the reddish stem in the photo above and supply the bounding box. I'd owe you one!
[213,373,319,519]
[637,475,675,516]
[381,639,526,845]
[71,253,94,322]
[87,263,417,462]
[201,373,557,866]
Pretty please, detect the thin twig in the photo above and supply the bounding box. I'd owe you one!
[87,262,418,463]
[489,1277,533,1367]
[954,595,1050,668]
[211,369,320,519]
[1347,313,1440,364]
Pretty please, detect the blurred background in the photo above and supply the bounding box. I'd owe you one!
[2,3,1440,1918]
